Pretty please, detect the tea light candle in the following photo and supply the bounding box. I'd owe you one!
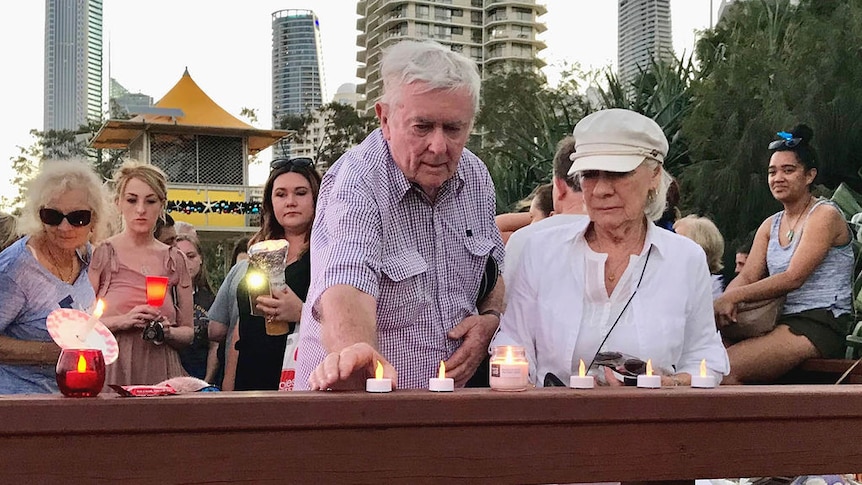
[636,359,661,389]
[690,359,717,388]
[569,359,595,389]
[429,361,454,392]
[489,345,528,391]
[366,360,392,393]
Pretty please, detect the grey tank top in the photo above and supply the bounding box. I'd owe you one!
[766,198,853,316]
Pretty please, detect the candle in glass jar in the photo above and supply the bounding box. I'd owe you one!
[690,359,716,388]
[636,359,661,389]
[366,360,392,393]
[56,349,106,397]
[569,359,595,389]
[429,361,454,392]
[489,345,528,391]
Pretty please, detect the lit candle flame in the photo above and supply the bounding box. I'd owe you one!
[646,359,653,377]
[504,346,514,364]
[93,299,105,319]
[579,359,586,377]
[700,359,707,378]
[438,361,446,380]
[76,354,87,373]
[375,360,383,380]
[246,271,266,289]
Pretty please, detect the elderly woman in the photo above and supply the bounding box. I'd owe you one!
[715,124,854,384]
[494,109,729,387]
[0,159,112,394]
[674,215,727,298]
[90,161,193,386]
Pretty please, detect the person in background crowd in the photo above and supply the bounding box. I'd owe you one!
[503,136,587,292]
[296,40,505,391]
[0,159,112,394]
[174,220,198,241]
[0,212,20,252]
[175,234,217,382]
[715,124,854,384]
[208,236,250,388]
[674,214,727,298]
[527,183,554,223]
[154,212,177,246]
[735,239,752,275]
[654,177,681,231]
[217,159,321,391]
[494,109,729,387]
[90,161,193,386]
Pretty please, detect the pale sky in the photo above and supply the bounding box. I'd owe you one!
[0,0,718,194]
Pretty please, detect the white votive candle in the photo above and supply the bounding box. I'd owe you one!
[489,345,528,391]
[366,360,392,393]
[691,359,717,388]
[429,361,454,392]
[636,359,661,389]
[569,359,595,389]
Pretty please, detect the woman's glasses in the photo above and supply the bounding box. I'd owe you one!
[270,157,314,171]
[768,131,801,150]
[593,351,647,377]
[39,208,92,227]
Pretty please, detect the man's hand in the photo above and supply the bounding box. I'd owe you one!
[444,313,499,387]
[308,342,397,391]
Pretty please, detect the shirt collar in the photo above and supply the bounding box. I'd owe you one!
[565,217,670,259]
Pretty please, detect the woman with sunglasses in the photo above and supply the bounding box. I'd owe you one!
[211,157,321,391]
[715,124,854,384]
[90,161,194,386]
[0,159,112,394]
[494,109,729,387]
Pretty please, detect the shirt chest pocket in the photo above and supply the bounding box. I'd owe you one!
[379,250,429,330]
[451,236,495,301]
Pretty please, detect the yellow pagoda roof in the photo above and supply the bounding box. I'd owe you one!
[91,68,291,154]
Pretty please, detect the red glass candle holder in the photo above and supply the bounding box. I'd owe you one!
[145,276,169,307]
[56,348,106,397]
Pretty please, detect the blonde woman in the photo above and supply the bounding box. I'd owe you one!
[674,215,726,298]
[90,161,193,386]
[0,159,112,394]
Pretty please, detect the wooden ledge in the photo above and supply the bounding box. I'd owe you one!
[2,386,861,483]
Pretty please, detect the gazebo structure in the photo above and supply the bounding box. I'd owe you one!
[91,68,291,239]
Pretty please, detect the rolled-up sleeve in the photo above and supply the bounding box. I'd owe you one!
[679,253,731,380]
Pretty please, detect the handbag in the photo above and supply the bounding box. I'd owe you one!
[720,296,786,342]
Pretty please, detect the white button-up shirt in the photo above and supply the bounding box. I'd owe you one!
[493,218,729,386]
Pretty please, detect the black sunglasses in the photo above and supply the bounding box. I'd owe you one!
[39,208,92,227]
[768,131,801,150]
[594,351,647,377]
[270,157,313,171]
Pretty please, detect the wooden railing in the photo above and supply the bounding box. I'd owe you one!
[2,386,861,483]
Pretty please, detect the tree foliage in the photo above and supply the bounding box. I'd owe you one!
[681,0,862,262]
[277,102,377,169]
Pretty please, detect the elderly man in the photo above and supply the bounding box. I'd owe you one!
[295,40,505,391]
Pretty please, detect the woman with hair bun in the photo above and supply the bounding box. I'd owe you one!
[715,124,855,384]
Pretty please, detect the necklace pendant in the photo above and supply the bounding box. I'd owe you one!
[608,274,615,281]
[787,229,794,242]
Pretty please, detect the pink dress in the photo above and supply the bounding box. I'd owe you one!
[90,241,191,386]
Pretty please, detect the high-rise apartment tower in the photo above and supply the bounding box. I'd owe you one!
[44,0,103,132]
[617,0,673,86]
[355,0,547,114]
[272,9,325,127]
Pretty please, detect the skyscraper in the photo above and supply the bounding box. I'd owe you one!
[272,9,325,127]
[617,0,673,86]
[355,0,547,114]
[43,0,104,132]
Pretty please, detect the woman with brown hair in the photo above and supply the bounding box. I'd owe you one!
[215,157,321,391]
[90,160,193,386]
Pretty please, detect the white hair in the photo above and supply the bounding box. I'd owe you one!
[380,40,481,113]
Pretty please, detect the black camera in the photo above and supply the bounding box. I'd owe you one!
[142,320,165,345]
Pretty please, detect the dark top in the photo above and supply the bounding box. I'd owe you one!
[178,285,215,380]
[234,250,310,391]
